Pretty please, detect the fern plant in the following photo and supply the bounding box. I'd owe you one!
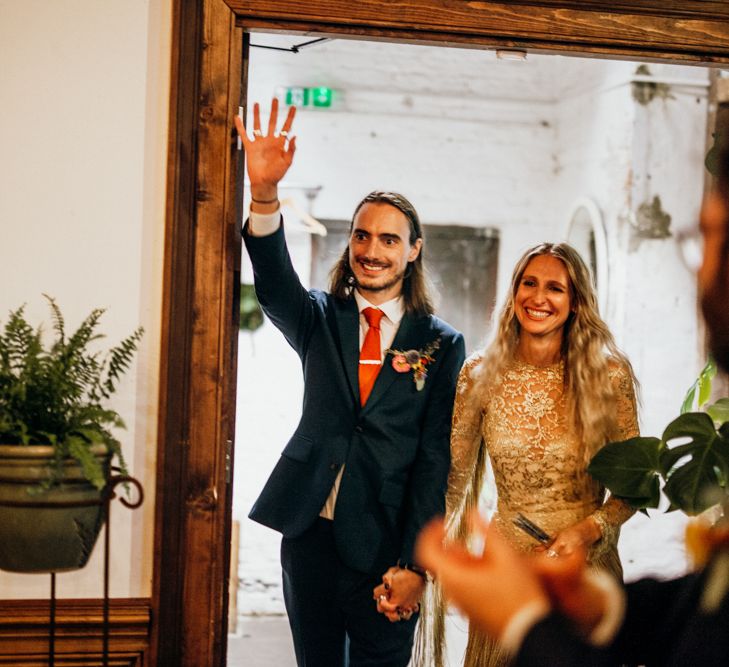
[0,296,143,490]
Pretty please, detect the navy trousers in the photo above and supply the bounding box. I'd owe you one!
[281,518,417,667]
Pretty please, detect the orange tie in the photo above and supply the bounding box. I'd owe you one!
[359,307,384,406]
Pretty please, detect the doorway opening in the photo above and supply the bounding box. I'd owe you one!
[228,31,719,665]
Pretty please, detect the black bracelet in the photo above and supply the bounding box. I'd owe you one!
[251,195,278,204]
[397,559,430,581]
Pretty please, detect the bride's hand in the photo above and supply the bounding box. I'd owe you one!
[539,517,601,558]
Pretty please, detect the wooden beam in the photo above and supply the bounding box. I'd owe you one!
[154,0,243,665]
[181,0,242,664]
[506,0,729,20]
[0,598,150,667]
[224,0,729,64]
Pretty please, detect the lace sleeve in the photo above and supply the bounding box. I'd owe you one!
[591,362,640,548]
[612,361,639,441]
[445,354,486,526]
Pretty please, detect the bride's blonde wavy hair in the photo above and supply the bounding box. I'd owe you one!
[475,242,638,459]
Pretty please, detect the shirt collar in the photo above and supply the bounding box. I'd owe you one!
[353,291,404,326]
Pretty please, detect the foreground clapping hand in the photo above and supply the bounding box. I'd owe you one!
[415,512,550,638]
[415,511,607,640]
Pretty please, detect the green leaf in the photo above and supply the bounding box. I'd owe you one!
[706,398,729,425]
[681,358,717,413]
[67,435,106,490]
[0,298,140,489]
[681,386,697,415]
[658,412,729,515]
[74,427,107,446]
[697,359,717,408]
[587,436,663,509]
[240,284,264,332]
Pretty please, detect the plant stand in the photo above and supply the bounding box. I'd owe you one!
[39,472,144,667]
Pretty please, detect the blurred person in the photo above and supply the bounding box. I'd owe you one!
[235,99,465,667]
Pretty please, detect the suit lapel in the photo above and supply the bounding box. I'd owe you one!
[333,298,361,406]
[361,313,430,415]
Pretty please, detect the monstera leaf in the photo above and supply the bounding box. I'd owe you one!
[587,436,663,511]
[659,412,729,515]
[590,358,729,517]
[589,411,729,516]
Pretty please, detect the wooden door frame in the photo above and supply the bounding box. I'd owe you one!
[155,1,729,664]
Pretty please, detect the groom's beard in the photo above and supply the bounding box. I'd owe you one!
[354,268,407,294]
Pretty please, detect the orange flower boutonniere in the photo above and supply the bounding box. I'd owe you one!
[386,338,441,391]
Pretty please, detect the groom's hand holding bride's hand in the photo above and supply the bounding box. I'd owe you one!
[373,567,424,622]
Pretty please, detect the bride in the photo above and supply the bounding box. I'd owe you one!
[441,242,639,666]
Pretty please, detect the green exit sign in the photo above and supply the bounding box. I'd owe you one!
[310,86,333,107]
[283,86,335,108]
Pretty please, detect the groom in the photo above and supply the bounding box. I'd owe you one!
[236,100,465,666]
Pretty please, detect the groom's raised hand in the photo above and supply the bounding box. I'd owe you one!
[234,98,297,212]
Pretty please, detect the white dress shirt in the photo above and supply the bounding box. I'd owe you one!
[319,293,403,518]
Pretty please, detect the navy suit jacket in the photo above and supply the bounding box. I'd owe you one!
[516,557,729,666]
[244,221,465,574]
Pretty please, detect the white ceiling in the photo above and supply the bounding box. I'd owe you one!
[247,32,639,103]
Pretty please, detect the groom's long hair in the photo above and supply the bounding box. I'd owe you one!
[328,191,435,317]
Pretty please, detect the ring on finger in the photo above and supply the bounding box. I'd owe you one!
[252,129,263,137]
[546,549,559,558]
[280,130,289,139]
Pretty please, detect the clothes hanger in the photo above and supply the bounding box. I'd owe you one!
[279,196,328,237]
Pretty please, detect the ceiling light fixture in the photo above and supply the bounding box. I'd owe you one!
[496,49,527,61]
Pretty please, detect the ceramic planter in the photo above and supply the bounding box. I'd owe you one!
[0,444,111,573]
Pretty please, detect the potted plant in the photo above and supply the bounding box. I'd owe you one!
[588,359,729,517]
[0,296,143,573]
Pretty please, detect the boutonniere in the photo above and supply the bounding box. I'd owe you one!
[386,338,441,391]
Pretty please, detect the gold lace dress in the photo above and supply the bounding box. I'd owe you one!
[446,355,639,667]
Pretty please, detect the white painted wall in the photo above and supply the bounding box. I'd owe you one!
[551,61,711,579]
[0,0,171,598]
[550,61,710,435]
